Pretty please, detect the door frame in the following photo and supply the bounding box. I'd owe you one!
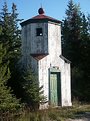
[49,67,61,106]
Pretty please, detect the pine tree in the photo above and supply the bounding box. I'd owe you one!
[62,0,82,67]
[0,25,21,112]
[62,0,90,101]
[79,14,90,101]
[87,14,90,33]
[6,3,22,98]
[22,68,45,110]
[0,2,22,100]
[65,0,75,20]
[9,3,21,61]
[0,2,21,64]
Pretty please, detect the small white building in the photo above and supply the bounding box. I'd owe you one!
[20,8,72,109]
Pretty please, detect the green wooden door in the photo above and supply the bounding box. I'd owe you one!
[49,72,61,106]
[50,72,58,106]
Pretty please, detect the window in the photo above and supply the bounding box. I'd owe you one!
[36,28,43,36]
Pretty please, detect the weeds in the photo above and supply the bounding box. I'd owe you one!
[0,104,90,121]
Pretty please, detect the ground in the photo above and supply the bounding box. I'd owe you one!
[67,112,90,121]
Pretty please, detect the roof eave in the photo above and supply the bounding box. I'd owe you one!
[60,55,71,63]
[20,18,61,27]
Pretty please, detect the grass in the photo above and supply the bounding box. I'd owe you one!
[1,103,90,121]
[15,103,90,121]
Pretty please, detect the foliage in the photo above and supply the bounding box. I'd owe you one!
[7,104,90,121]
[0,1,21,78]
[22,68,46,110]
[62,0,90,101]
[62,0,82,66]
[0,2,21,61]
[0,39,21,112]
[0,2,46,112]
[0,83,21,112]
[0,2,21,112]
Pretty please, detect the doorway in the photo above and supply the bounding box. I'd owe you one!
[49,69,61,106]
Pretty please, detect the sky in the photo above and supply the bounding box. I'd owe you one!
[0,0,90,22]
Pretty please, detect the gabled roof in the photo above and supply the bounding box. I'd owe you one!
[20,7,61,27]
[60,55,71,63]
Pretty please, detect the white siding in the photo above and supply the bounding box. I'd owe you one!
[21,20,72,109]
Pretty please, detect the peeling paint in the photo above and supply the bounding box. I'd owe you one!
[21,20,72,108]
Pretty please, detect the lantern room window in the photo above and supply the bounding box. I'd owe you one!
[36,28,43,36]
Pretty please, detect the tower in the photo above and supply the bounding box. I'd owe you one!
[20,8,72,109]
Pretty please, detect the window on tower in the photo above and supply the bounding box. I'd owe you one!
[36,28,43,36]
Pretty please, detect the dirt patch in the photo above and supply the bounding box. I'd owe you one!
[67,112,90,121]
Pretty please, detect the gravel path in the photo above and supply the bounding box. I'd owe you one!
[67,112,90,121]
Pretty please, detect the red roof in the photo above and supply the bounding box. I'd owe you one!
[20,8,61,26]
[32,14,61,22]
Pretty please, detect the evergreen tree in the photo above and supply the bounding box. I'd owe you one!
[7,3,22,98]
[65,0,76,20]
[0,2,22,99]
[9,3,21,61]
[87,14,90,33]
[0,25,21,112]
[22,68,45,110]
[0,2,21,60]
[62,0,90,101]
[62,0,82,67]
[0,2,21,65]
[80,14,90,101]
[0,2,45,108]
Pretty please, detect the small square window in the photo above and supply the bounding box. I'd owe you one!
[36,28,43,36]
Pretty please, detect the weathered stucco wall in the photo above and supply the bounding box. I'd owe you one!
[60,59,72,106]
[48,22,61,56]
[21,21,72,109]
